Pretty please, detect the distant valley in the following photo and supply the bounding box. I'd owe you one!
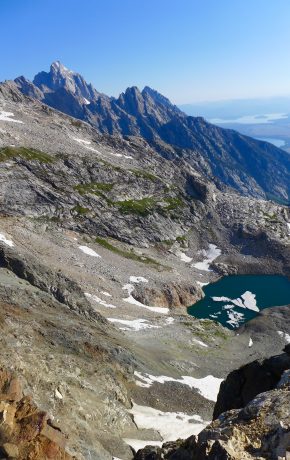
[180,97,290,153]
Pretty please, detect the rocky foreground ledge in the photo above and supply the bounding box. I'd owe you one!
[0,368,73,459]
[133,347,290,460]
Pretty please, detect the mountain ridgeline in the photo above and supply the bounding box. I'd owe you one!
[15,61,290,203]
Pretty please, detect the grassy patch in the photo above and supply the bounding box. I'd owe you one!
[95,236,163,268]
[115,197,158,216]
[0,146,54,163]
[115,196,185,217]
[74,182,114,195]
[163,197,184,211]
[71,205,90,215]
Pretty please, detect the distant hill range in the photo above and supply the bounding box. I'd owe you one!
[14,61,290,203]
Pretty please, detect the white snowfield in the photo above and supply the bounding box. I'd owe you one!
[192,337,208,348]
[213,291,259,315]
[85,293,117,309]
[287,223,290,235]
[108,316,174,331]
[78,245,101,257]
[122,283,169,314]
[193,244,221,271]
[0,110,23,124]
[278,331,290,343]
[108,318,160,331]
[0,233,14,247]
[73,137,132,159]
[176,250,192,263]
[134,371,223,401]
[126,402,208,450]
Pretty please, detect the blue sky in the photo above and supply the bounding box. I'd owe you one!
[1,0,290,103]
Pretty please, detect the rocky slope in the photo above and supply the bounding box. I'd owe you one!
[133,347,290,459]
[0,77,289,459]
[0,368,74,459]
[14,61,290,203]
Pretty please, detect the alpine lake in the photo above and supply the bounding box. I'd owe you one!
[188,275,290,329]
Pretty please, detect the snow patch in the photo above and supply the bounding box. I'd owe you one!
[165,317,175,325]
[73,137,132,159]
[127,402,208,446]
[122,284,169,314]
[278,331,290,343]
[0,233,14,247]
[177,250,192,263]
[129,276,148,284]
[287,223,290,235]
[134,372,223,401]
[0,110,23,124]
[193,244,221,271]
[83,98,90,105]
[108,318,160,331]
[85,293,117,309]
[73,137,92,145]
[249,338,253,347]
[101,291,112,297]
[192,338,208,348]
[79,245,101,258]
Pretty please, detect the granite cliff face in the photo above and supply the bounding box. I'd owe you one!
[15,61,290,203]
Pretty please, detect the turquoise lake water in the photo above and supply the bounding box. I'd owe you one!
[188,275,290,329]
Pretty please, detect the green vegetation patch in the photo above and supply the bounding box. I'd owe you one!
[71,204,90,215]
[163,197,184,211]
[95,236,162,268]
[115,196,185,217]
[0,146,54,163]
[115,197,158,216]
[74,182,114,195]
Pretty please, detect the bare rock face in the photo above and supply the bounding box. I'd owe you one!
[213,348,290,419]
[132,281,203,309]
[0,368,74,459]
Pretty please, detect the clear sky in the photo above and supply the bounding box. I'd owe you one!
[1,0,290,104]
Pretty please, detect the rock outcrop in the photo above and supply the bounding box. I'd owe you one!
[213,346,290,419]
[132,281,203,309]
[0,368,74,459]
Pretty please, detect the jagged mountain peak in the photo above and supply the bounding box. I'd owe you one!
[12,61,290,203]
[142,85,177,108]
[31,61,100,103]
[50,60,73,75]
